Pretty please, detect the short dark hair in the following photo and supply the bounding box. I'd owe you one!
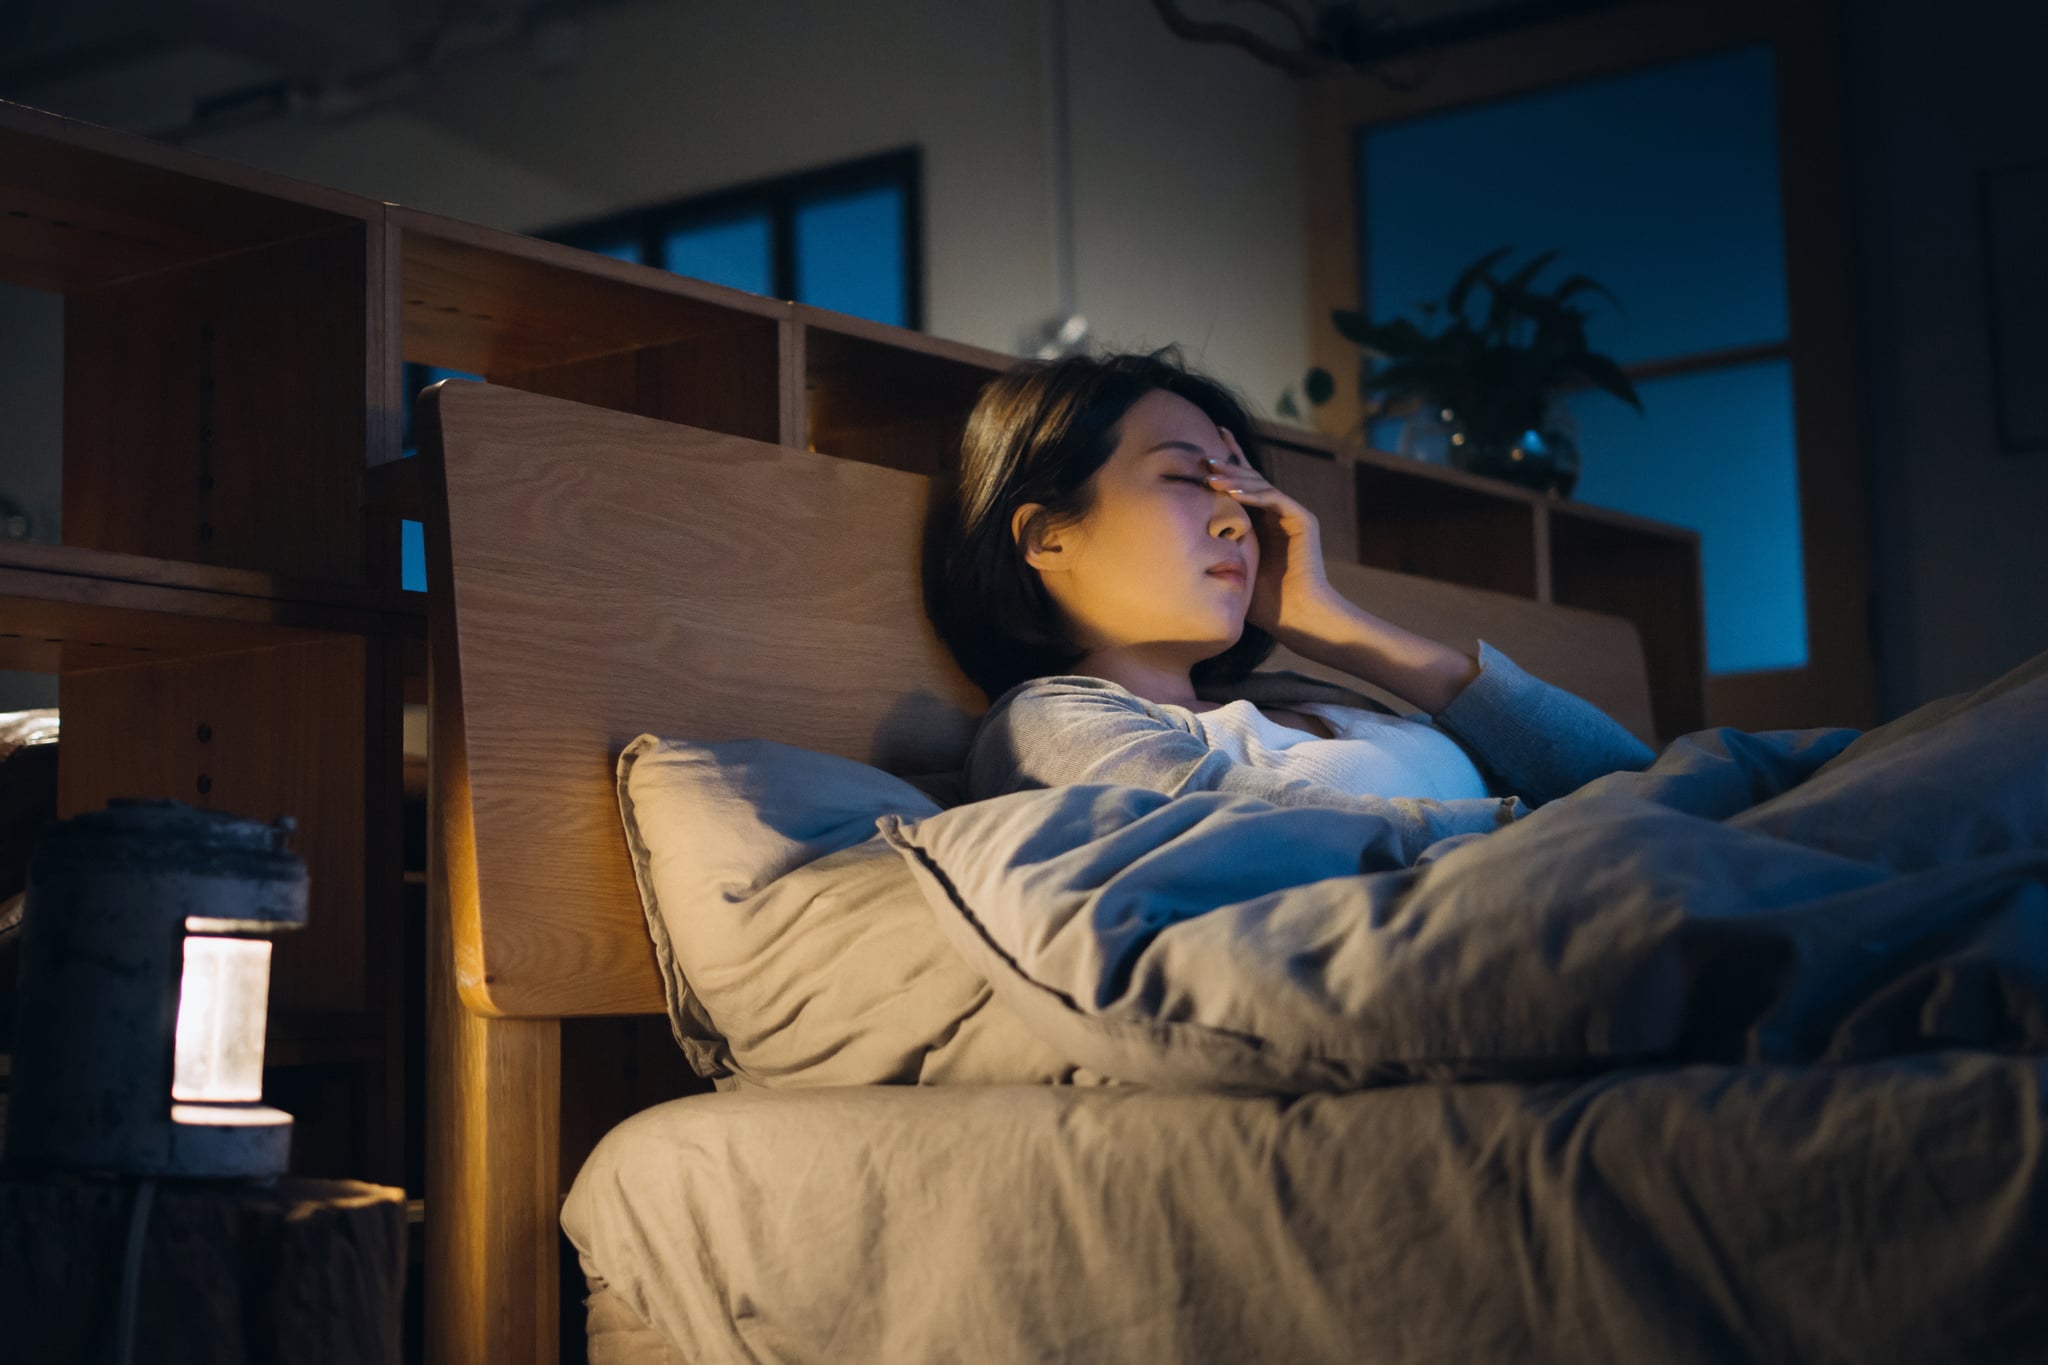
[923,344,1277,702]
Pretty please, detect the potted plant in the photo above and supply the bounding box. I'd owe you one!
[1279,245,1644,497]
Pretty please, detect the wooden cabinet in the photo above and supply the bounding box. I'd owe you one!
[1,102,419,1206]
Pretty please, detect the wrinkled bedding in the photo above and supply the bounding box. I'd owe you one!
[571,647,2048,1362]
[880,647,2048,1091]
[564,1060,2048,1364]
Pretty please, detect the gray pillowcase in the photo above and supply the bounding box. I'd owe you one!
[616,734,1096,1089]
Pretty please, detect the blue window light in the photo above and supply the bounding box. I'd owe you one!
[663,214,773,295]
[794,186,907,326]
[1356,44,1797,674]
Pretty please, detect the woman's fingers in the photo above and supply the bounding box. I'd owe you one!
[1203,462,1315,527]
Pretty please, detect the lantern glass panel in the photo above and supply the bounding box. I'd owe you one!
[171,935,272,1103]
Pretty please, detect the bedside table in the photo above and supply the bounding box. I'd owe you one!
[0,1171,405,1364]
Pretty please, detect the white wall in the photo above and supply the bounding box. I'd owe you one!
[167,0,1308,411]
[1066,0,1307,412]
[1844,0,2048,717]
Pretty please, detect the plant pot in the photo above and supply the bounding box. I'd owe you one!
[1408,396,1580,498]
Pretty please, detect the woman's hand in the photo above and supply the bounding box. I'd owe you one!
[1204,429,1350,651]
[1210,430,1480,712]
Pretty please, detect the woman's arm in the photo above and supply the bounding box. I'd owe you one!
[1206,435,1654,803]
[1274,595,1483,715]
[1270,598,1657,807]
[1427,640,1657,805]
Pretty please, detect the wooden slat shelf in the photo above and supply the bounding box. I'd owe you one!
[0,101,374,294]
[1261,421,1555,507]
[0,540,422,674]
[395,206,785,375]
[1349,462,1541,597]
[395,206,790,446]
[795,301,1015,372]
[797,305,1009,476]
[1548,496,1705,542]
[0,539,423,613]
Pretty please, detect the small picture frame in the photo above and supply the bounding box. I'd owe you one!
[1980,157,2048,454]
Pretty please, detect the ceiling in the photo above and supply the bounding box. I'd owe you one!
[0,0,627,137]
[0,0,1588,140]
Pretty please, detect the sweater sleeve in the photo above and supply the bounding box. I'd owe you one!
[1429,639,1657,806]
[965,676,1526,864]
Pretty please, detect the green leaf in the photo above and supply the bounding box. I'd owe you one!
[1276,389,1301,419]
[1331,308,1369,343]
[1501,248,1562,298]
[1446,246,1516,324]
[1552,272,1627,319]
[1332,310,1429,359]
[1304,367,1336,405]
[1572,352,1645,412]
[1331,245,1645,431]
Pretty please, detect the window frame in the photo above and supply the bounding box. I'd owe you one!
[537,145,924,330]
[1301,0,1874,733]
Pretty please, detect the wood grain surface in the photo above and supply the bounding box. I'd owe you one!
[63,224,372,584]
[398,208,784,376]
[421,381,985,1019]
[0,98,372,293]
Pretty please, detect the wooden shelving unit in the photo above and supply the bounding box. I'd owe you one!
[392,205,790,452]
[1,98,423,1236]
[2,92,1705,1363]
[795,303,1008,475]
[1260,426,1706,743]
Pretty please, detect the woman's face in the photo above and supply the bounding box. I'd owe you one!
[1013,388,1258,664]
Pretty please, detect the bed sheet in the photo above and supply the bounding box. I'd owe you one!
[563,1055,2048,1365]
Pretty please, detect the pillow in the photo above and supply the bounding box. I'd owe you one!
[616,734,1097,1089]
[878,783,1409,1092]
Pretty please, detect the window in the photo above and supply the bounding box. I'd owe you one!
[1357,46,1802,675]
[394,149,922,593]
[544,146,922,329]
[398,364,478,593]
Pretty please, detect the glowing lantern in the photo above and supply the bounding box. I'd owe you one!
[5,799,307,1178]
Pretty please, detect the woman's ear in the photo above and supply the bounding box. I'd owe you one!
[1011,502,1068,572]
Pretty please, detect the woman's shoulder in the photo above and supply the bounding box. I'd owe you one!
[983,672,1156,718]
[964,675,1196,800]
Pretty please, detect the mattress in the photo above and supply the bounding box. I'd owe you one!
[563,1053,2048,1364]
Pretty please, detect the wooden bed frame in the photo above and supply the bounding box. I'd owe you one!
[416,380,1658,1364]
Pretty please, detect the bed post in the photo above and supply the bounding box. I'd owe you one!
[419,408,565,1365]
[423,695,564,1363]
[425,867,562,1365]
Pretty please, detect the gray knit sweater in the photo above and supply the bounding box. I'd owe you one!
[963,639,1658,864]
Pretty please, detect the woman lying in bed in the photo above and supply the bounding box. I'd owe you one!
[924,345,1660,861]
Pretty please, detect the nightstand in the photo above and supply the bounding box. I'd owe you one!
[0,1171,405,1363]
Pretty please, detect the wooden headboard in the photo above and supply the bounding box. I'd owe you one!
[417,380,1653,1364]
